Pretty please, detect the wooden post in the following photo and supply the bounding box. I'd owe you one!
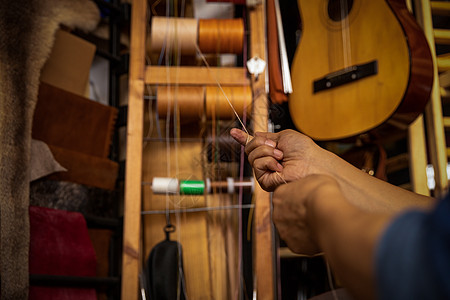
[408,115,430,196]
[249,2,276,299]
[413,0,449,196]
[121,0,146,298]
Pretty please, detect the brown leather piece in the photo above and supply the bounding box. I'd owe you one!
[33,82,118,158]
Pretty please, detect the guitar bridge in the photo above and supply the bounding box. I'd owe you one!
[313,60,378,93]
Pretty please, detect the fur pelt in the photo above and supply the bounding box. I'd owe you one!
[0,1,99,298]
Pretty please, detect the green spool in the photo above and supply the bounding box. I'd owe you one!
[179,180,205,195]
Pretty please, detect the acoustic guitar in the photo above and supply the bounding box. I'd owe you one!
[289,0,433,141]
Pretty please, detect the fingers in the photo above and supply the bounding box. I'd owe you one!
[249,146,283,170]
[254,156,284,174]
[230,128,253,146]
[230,128,280,148]
[231,128,284,173]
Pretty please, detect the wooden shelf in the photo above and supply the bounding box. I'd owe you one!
[145,66,250,86]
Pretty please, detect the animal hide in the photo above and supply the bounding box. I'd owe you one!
[0,1,99,298]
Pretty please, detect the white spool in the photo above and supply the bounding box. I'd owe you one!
[152,177,179,194]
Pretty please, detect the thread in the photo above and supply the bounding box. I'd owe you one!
[179,180,205,195]
[195,43,251,139]
[150,17,245,55]
[156,85,251,121]
[152,177,180,194]
[157,86,205,120]
[150,17,198,55]
[206,86,252,119]
[198,19,244,54]
[150,177,254,195]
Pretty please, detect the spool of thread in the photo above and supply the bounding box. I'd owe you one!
[198,19,244,54]
[152,177,254,195]
[152,177,179,194]
[205,86,252,119]
[179,180,205,195]
[150,17,198,55]
[157,86,205,120]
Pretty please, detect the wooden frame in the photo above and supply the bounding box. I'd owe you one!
[121,0,276,299]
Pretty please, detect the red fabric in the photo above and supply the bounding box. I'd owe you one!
[29,206,97,300]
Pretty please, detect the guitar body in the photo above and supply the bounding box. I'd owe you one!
[289,0,433,140]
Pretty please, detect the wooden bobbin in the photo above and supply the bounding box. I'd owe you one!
[198,19,244,54]
[150,17,198,55]
[205,86,252,119]
[157,86,205,120]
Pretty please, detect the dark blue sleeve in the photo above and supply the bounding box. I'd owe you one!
[375,195,450,300]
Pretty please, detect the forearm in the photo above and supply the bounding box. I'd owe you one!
[308,191,394,299]
[312,147,434,213]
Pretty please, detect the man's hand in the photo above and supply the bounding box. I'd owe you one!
[230,128,323,191]
[272,175,342,255]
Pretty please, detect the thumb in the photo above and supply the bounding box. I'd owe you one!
[230,128,253,146]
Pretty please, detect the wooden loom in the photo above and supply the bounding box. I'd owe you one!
[121,0,275,299]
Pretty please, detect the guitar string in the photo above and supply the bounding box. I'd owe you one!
[340,0,352,70]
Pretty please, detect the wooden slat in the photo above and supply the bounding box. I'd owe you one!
[431,1,450,16]
[434,29,450,44]
[386,153,410,174]
[437,53,450,72]
[121,0,146,298]
[249,2,276,300]
[443,116,450,128]
[408,116,430,196]
[279,247,323,259]
[439,70,450,88]
[414,0,449,196]
[441,87,450,99]
[145,66,250,86]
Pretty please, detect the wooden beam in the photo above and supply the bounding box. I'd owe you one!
[145,66,250,86]
[249,2,276,300]
[443,116,450,128]
[408,116,430,196]
[121,0,146,298]
[437,53,450,72]
[414,0,449,196]
[434,29,450,45]
[439,70,450,88]
[431,1,450,16]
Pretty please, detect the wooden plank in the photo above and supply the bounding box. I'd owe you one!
[386,153,410,174]
[434,29,450,44]
[249,2,276,300]
[141,139,213,299]
[408,116,430,196]
[441,87,450,99]
[279,247,323,259]
[437,53,450,72]
[145,66,250,86]
[431,1,450,16]
[443,116,450,128]
[414,0,449,196]
[121,0,146,298]
[439,70,450,88]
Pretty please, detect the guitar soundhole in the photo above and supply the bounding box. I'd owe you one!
[328,0,354,22]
